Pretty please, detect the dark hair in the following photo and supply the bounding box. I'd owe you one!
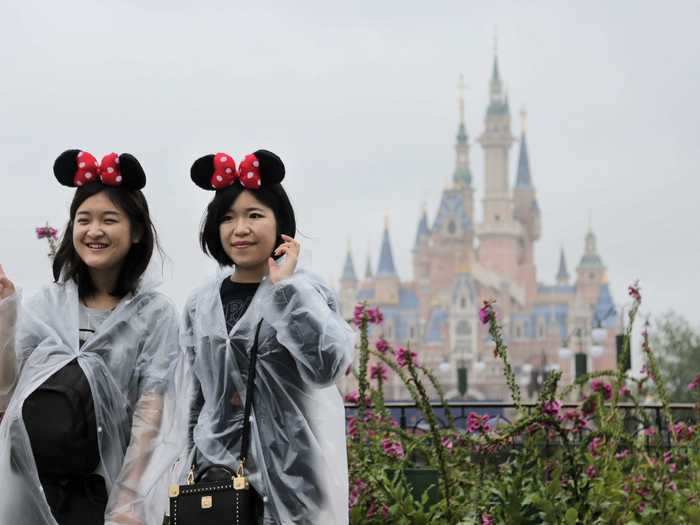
[200,184,296,266]
[52,183,159,298]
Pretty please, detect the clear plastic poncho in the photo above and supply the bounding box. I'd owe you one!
[175,268,355,525]
[0,278,180,525]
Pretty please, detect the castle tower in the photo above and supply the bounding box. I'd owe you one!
[339,241,358,319]
[575,226,608,306]
[375,217,400,305]
[513,110,542,301]
[476,53,522,280]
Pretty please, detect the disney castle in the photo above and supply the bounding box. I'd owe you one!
[338,55,619,401]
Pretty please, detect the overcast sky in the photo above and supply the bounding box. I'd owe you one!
[1,0,699,330]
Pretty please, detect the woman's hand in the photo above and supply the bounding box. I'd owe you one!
[268,234,300,284]
[0,265,16,301]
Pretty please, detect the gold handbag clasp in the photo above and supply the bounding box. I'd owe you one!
[233,461,249,490]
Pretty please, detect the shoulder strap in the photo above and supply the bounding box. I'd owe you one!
[239,319,263,466]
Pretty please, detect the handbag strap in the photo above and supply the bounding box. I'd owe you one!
[239,319,263,468]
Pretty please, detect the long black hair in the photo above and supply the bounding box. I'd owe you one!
[200,184,296,267]
[52,183,159,298]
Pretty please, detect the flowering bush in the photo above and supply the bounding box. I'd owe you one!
[347,285,700,524]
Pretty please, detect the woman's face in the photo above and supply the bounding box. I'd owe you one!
[72,191,135,273]
[219,190,277,270]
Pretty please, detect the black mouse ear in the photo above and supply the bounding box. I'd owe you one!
[254,149,285,185]
[53,149,81,187]
[117,153,146,190]
[191,154,217,190]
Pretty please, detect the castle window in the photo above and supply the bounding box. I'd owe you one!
[495,214,501,222]
[448,221,456,235]
[589,272,595,280]
[456,320,470,335]
[460,297,466,309]
[515,324,522,338]
[410,326,415,339]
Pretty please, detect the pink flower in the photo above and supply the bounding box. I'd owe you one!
[591,380,612,401]
[543,400,561,417]
[619,386,631,398]
[375,337,390,354]
[672,421,695,441]
[348,479,366,508]
[687,374,700,391]
[370,363,388,382]
[352,304,365,327]
[467,412,491,433]
[479,301,494,325]
[344,390,360,404]
[586,465,597,478]
[588,436,604,455]
[481,514,494,525]
[381,438,405,459]
[35,226,58,240]
[615,449,630,460]
[366,307,384,325]
[441,436,454,451]
[628,281,641,303]
[643,426,657,437]
[396,347,417,368]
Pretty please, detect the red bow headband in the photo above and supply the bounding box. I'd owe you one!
[190,149,285,191]
[53,149,146,190]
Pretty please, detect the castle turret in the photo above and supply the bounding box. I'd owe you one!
[476,53,522,281]
[575,226,608,306]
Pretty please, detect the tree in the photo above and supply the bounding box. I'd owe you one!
[653,311,700,402]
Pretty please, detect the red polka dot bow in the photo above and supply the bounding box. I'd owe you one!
[210,152,262,190]
[190,149,285,191]
[53,149,146,190]
[74,151,122,187]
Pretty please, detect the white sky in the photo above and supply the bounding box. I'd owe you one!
[1,0,699,329]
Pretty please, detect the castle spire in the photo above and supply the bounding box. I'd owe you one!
[454,74,472,186]
[377,215,398,278]
[340,240,357,283]
[556,247,570,285]
[414,204,430,247]
[515,109,533,188]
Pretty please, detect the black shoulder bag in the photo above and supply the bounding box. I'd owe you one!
[168,320,264,525]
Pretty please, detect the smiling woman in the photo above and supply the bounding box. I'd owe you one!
[165,149,354,525]
[0,149,179,525]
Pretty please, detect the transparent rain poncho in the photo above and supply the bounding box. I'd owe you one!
[0,277,180,525]
[175,268,355,525]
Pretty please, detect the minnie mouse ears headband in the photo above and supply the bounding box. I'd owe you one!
[190,149,285,191]
[53,149,146,190]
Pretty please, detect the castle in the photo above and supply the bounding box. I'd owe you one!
[338,55,618,401]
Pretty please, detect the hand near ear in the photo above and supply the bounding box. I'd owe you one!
[0,265,16,301]
[268,235,300,284]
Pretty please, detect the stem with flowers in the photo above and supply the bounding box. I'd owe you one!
[640,321,675,444]
[35,223,59,258]
[480,300,522,411]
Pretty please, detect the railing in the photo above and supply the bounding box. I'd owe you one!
[345,401,698,449]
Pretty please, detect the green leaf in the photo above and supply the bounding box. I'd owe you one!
[565,508,578,525]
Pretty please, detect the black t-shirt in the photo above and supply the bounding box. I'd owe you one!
[220,279,260,334]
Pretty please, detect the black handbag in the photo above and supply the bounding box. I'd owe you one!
[168,320,264,525]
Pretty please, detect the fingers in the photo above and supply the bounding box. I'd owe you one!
[0,264,6,280]
[274,236,300,258]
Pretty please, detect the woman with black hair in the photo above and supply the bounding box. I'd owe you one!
[174,150,354,524]
[0,150,179,525]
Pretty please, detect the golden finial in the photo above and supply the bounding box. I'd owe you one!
[521,107,528,134]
